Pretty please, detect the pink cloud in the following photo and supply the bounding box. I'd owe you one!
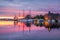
[0,8,47,17]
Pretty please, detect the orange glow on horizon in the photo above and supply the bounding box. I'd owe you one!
[18,16,24,19]
[0,17,14,19]
[0,16,24,19]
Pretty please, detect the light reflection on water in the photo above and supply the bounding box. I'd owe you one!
[0,21,45,34]
[0,21,60,40]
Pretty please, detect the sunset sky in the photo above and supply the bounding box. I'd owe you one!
[0,0,60,16]
[0,1,60,40]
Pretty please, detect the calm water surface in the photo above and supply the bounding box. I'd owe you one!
[0,21,60,40]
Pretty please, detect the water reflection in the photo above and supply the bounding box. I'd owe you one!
[0,20,60,33]
[24,19,60,32]
[0,20,60,40]
[0,21,45,34]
